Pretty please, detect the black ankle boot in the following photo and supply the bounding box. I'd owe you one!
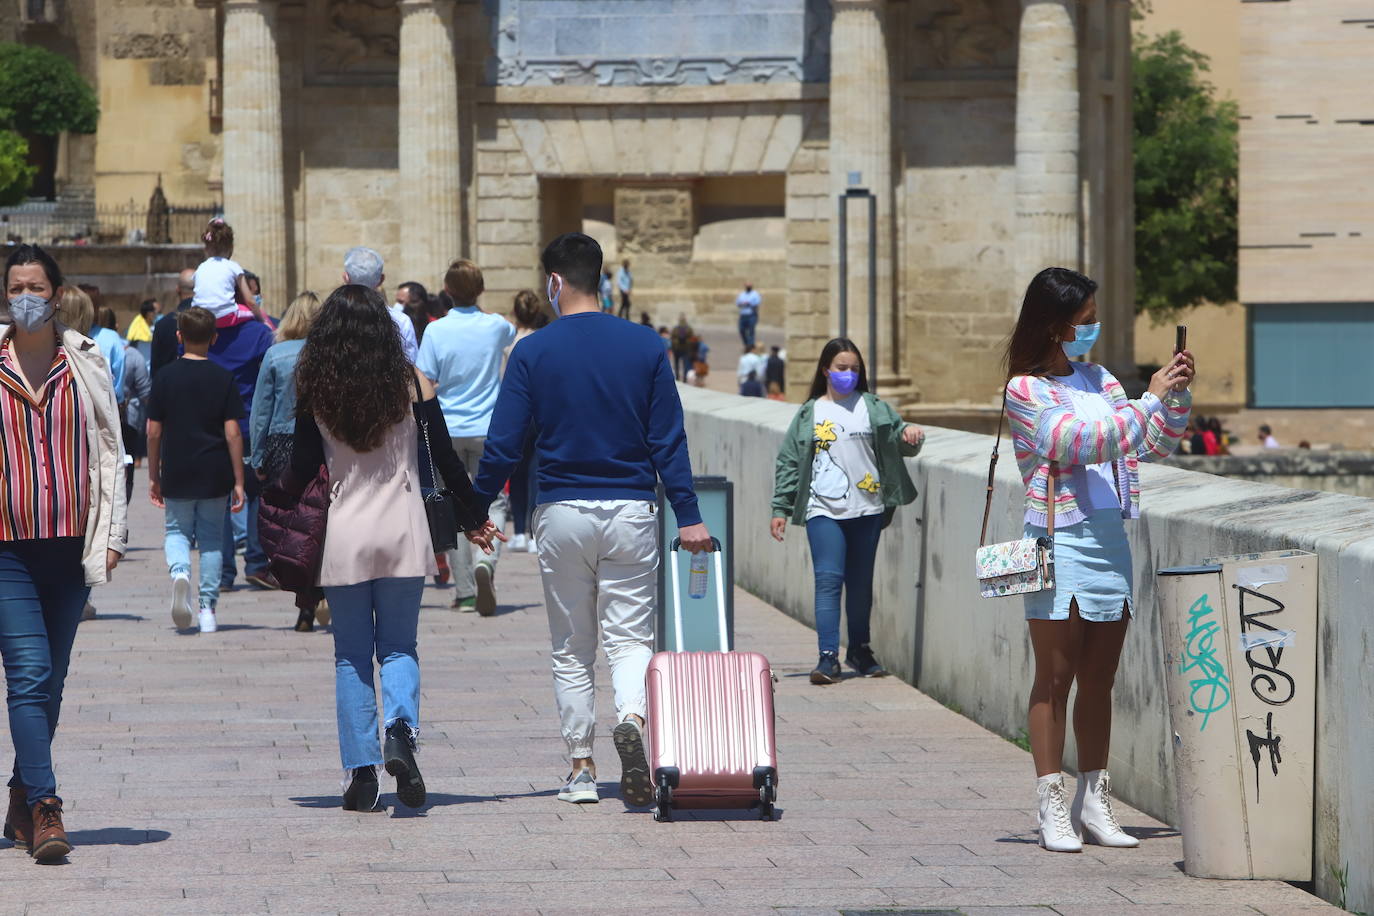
[294,607,314,632]
[341,766,379,812]
[383,721,425,809]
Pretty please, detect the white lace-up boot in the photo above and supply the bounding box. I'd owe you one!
[1073,769,1139,847]
[1036,773,1082,853]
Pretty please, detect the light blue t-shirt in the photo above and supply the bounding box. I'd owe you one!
[92,326,127,404]
[416,306,517,438]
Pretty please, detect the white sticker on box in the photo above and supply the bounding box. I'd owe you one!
[1236,564,1289,590]
[1239,629,1296,652]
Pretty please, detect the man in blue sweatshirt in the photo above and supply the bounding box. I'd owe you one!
[473,233,712,809]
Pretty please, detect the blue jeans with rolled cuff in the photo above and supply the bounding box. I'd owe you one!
[805,513,884,657]
[0,538,90,806]
[164,497,225,610]
[323,577,424,770]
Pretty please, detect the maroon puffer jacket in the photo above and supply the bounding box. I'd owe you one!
[258,464,330,591]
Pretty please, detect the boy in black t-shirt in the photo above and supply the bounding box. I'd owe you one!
[146,307,246,633]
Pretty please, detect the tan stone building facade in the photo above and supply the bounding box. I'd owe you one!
[29,0,1136,407]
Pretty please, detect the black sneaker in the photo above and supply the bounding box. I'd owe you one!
[845,644,889,678]
[342,766,380,812]
[810,652,842,685]
[384,721,426,809]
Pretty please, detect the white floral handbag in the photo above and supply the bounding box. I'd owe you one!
[976,388,1056,598]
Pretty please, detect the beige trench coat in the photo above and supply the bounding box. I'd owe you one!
[0,321,129,585]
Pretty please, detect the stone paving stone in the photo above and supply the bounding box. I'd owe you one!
[0,482,1337,914]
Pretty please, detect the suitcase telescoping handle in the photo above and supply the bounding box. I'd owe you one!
[668,536,727,653]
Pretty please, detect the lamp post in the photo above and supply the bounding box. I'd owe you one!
[837,183,878,395]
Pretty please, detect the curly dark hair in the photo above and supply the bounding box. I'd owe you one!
[295,284,412,453]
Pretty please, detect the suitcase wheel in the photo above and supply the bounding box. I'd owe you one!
[653,784,674,823]
[758,777,777,820]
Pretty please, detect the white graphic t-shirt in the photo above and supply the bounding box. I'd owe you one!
[806,394,883,521]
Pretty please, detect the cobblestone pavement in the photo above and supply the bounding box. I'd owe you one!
[0,479,1336,914]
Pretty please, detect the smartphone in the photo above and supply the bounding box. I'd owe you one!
[1175,325,1187,355]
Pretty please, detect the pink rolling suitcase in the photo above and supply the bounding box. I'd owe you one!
[646,538,779,822]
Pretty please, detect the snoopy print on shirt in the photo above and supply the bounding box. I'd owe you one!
[806,395,884,521]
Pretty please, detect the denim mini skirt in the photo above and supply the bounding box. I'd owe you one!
[1023,508,1133,622]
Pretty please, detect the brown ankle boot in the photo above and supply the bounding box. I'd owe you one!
[3,787,31,851]
[29,798,70,863]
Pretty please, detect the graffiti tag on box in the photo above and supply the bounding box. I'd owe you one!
[1234,583,1295,803]
[1181,594,1230,731]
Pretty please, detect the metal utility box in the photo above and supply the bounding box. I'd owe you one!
[1156,549,1316,880]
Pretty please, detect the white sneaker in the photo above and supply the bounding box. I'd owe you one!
[557,767,599,804]
[198,607,217,633]
[171,575,194,630]
[510,534,528,552]
[527,536,538,554]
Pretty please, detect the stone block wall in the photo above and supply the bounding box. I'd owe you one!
[93,0,219,205]
[783,138,833,397]
[897,91,1017,406]
[474,116,542,311]
[288,84,404,298]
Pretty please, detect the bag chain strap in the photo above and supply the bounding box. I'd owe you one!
[979,382,1055,547]
[413,376,440,493]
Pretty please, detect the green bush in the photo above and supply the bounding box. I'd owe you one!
[0,129,36,206]
[0,41,99,136]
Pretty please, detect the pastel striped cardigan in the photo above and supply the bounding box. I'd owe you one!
[1004,363,1191,528]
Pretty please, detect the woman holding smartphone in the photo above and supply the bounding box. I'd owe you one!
[1003,268,1193,853]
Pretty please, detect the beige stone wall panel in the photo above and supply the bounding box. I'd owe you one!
[701,106,747,175]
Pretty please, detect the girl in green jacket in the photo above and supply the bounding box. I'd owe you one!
[769,338,924,684]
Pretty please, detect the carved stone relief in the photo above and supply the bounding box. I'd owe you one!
[306,0,400,85]
[907,0,1017,77]
[497,57,806,88]
[486,0,830,87]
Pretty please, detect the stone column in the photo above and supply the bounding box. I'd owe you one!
[1014,0,1081,286]
[222,0,288,312]
[399,0,462,287]
[829,0,897,382]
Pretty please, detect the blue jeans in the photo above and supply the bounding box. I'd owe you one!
[323,577,424,770]
[164,497,225,610]
[221,469,265,584]
[0,538,90,805]
[738,312,757,349]
[805,514,884,657]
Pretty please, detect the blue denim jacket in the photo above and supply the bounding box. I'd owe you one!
[249,338,304,469]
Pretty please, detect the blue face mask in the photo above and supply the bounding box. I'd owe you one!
[545,275,562,317]
[828,369,859,396]
[1062,322,1101,358]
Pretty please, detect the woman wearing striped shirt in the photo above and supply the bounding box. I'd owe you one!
[1,245,128,863]
[1002,268,1193,854]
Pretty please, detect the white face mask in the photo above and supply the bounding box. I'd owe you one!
[8,292,55,333]
[545,275,563,317]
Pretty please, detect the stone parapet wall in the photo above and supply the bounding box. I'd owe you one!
[1170,452,1374,500]
[679,384,1374,912]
